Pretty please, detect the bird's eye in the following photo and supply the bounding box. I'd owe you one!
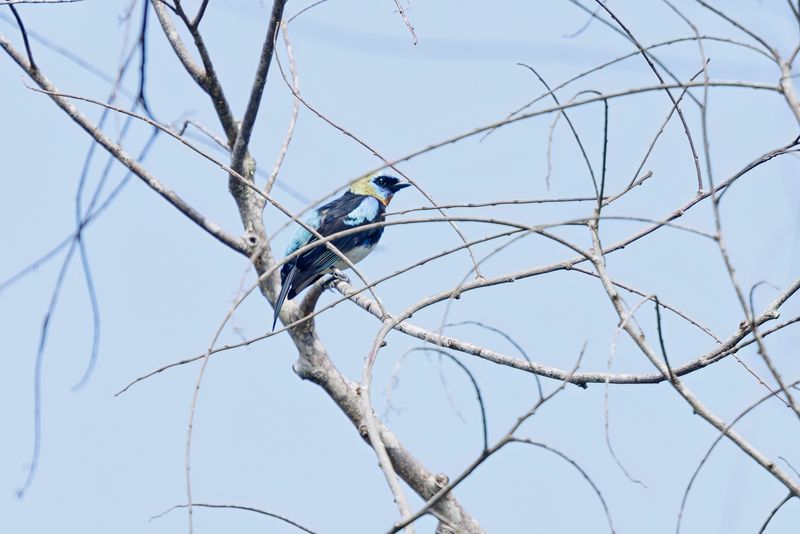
[376,177,386,186]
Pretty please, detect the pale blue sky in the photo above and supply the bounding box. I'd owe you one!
[2,1,800,533]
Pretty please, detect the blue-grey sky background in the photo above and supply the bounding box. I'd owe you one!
[2,1,800,532]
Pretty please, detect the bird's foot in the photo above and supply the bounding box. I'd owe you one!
[323,270,350,292]
[322,276,337,292]
[331,269,351,284]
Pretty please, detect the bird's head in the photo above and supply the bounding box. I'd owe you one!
[349,174,411,206]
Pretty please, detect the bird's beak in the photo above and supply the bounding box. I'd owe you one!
[390,182,411,193]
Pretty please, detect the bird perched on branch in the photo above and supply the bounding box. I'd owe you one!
[272,174,411,330]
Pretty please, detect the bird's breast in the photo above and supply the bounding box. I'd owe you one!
[335,242,377,268]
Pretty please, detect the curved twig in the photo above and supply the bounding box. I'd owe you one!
[150,502,317,534]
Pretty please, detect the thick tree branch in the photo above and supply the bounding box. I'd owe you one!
[230,0,286,174]
[289,322,485,533]
[150,0,237,142]
[227,0,286,255]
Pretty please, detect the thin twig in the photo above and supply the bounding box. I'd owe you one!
[593,0,704,192]
[265,21,299,195]
[136,0,151,115]
[183,246,265,534]
[8,4,35,69]
[0,44,248,253]
[676,380,800,533]
[23,84,388,316]
[388,347,613,533]
[445,320,543,401]
[272,45,486,279]
[408,348,489,453]
[150,502,317,534]
[490,34,772,140]
[511,439,615,534]
[588,208,800,503]
[287,0,328,24]
[391,0,417,44]
[757,494,795,534]
[693,0,778,59]
[116,228,523,396]
[517,63,598,195]
[0,0,82,4]
[603,296,651,488]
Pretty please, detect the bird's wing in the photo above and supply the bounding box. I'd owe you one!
[284,208,324,256]
[283,191,376,256]
[295,195,383,275]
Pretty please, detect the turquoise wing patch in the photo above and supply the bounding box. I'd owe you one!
[344,196,380,226]
[285,210,322,255]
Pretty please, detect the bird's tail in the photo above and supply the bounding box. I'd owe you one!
[272,264,297,331]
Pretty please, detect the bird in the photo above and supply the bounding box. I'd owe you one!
[272,173,410,330]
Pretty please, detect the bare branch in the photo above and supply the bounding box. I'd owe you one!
[390,0,417,44]
[290,324,485,532]
[362,320,415,529]
[272,46,486,279]
[7,4,799,531]
[135,0,151,114]
[603,296,653,489]
[588,211,800,500]
[388,348,613,533]
[265,21,299,195]
[8,4,35,69]
[229,0,287,174]
[2,67,248,253]
[191,0,210,28]
[150,502,317,534]
[492,34,773,138]
[388,195,603,215]
[592,0,704,192]
[693,0,778,59]
[677,380,800,532]
[758,494,795,534]
[20,82,390,317]
[179,118,228,150]
[331,265,799,385]
[149,0,205,88]
[780,60,800,125]
[407,348,489,453]
[511,439,615,534]
[183,246,266,534]
[627,66,705,189]
[287,0,328,24]
[445,320,544,400]
[570,266,721,343]
[116,227,523,396]
[150,0,237,141]
[0,0,82,4]
[518,63,598,195]
[365,80,780,178]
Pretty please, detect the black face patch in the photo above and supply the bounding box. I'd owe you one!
[374,175,399,188]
